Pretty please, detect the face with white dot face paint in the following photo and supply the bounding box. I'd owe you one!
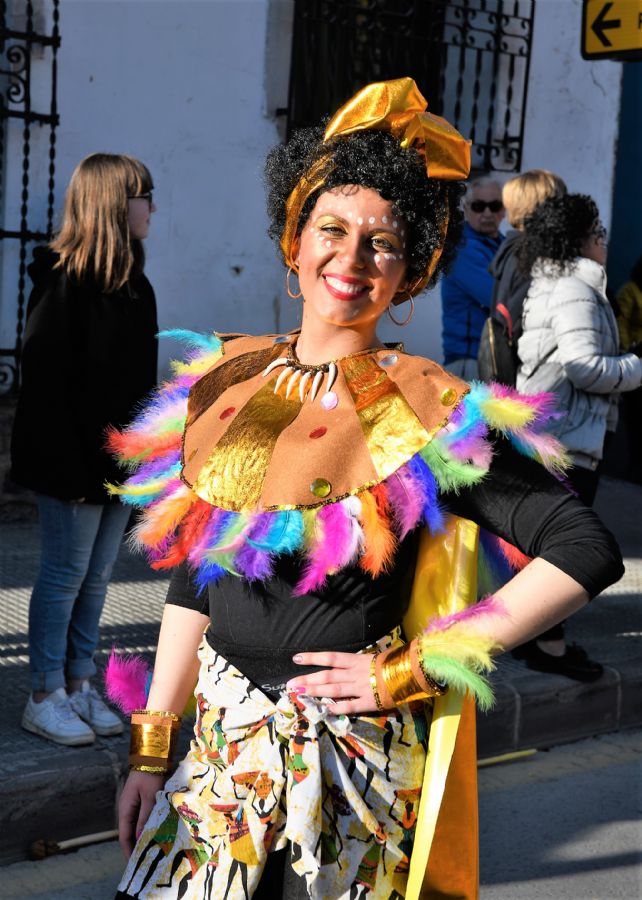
[295,185,408,332]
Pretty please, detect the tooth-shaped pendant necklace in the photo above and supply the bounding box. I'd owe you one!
[262,343,338,403]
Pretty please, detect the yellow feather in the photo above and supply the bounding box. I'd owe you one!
[480,395,535,431]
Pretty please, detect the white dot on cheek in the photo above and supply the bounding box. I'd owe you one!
[357,217,363,225]
[374,253,381,264]
[382,216,388,224]
[368,217,375,224]
[393,221,398,229]
[325,241,332,248]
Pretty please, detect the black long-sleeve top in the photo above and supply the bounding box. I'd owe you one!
[165,438,623,692]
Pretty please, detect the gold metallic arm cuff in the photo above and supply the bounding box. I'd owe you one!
[380,643,428,705]
[129,709,182,772]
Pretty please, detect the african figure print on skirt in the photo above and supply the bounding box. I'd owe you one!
[118,631,427,899]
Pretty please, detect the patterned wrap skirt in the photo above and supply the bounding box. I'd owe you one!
[118,630,428,899]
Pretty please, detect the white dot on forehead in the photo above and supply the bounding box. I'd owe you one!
[357,217,363,225]
[368,216,375,224]
[347,211,352,218]
[382,216,388,224]
[393,221,398,228]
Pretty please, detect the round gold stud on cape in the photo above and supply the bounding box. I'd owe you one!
[378,353,399,368]
[310,477,332,498]
[440,387,457,406]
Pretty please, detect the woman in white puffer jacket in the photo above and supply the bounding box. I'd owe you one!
[514,193,642,681]
[517,193,642,503]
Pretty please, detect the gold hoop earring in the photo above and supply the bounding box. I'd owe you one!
[286,266,303,299]
[388,297,414,327]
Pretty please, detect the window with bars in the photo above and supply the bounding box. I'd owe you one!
[286,0,534,174]
[0,0,60,393]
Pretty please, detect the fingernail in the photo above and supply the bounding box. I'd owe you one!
[292,654,303,663]
[287,684,306,694]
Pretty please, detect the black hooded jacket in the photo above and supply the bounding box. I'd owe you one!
[10,247,158,502]
[488,230,530,330]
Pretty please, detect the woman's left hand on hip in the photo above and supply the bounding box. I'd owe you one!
[286,650,380,715]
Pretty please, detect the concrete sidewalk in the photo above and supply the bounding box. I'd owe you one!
[0,477,640,865]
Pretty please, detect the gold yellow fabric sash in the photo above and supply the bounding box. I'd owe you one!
[403,515,480,900]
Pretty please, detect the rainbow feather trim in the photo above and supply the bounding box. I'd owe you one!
[108,333,569,595]
[416,594,505,711]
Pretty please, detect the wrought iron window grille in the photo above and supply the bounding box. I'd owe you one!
[0,0,60,394]
[286,0,534,175]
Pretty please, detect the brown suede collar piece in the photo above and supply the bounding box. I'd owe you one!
[181,333,468,512]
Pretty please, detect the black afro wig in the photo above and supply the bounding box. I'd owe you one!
[264,126,465,290]
[519,193,600,278]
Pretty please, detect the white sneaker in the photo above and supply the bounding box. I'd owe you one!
[22,687,96,746]
[69,681,124,736]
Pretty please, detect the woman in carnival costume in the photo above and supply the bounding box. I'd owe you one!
[110,80,622,899]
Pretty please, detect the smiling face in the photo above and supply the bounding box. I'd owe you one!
[295,185,408,332]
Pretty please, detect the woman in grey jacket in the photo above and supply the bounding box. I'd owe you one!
[515,194,642,678]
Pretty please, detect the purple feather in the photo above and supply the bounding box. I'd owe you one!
[407,455,444,533]
[235,514,275,581]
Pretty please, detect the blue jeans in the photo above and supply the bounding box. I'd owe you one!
[29,495,131,692]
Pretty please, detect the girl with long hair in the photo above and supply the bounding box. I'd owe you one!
[11,153,159,747]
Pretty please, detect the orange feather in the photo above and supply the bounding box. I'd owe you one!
[151,497,213,568]
[132,485,197,549]
[359,485,396,576]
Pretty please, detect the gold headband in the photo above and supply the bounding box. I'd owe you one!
[279,77,471,297]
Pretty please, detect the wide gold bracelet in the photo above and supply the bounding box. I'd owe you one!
[369,656,385,712]
[129,709,182,773]
[380,643,428,705]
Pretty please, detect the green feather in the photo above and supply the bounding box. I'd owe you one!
[420,654,495,711]
[419,442,487,493]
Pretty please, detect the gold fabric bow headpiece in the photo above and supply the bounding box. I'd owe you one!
[280,77,471,299]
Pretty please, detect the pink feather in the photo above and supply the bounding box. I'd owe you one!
[104,649,151,714]
[294,503,353,595]
[385,467,423,539]
[424,594,507,634]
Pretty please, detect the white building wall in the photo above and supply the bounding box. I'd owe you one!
[0,0,624,375]
[1,0,295,377]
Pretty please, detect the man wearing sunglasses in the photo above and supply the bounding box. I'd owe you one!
[441,177,505,379]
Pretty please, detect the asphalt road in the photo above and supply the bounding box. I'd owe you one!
[2,730,640,900]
